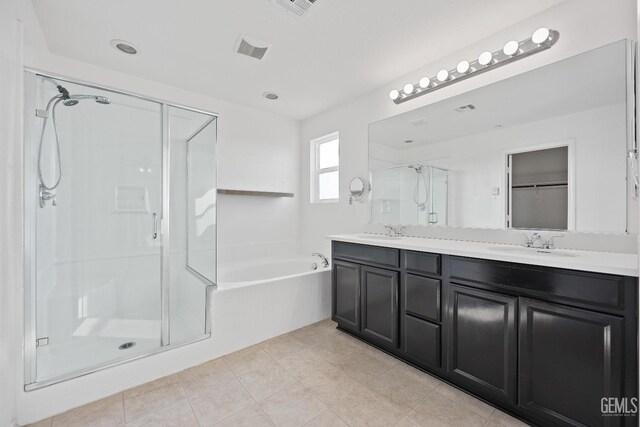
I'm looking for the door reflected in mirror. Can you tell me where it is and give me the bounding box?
[508,145,570,230]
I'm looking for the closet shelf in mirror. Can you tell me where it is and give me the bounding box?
[217,189,294,197]
[511,181,568,189]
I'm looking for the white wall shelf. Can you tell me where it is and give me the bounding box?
[217,189,294,198]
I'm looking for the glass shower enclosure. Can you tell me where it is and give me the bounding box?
[370,164,448,226]
[23,72,217,389]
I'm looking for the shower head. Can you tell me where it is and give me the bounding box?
[408,164,424,173]
[62,95,111,106]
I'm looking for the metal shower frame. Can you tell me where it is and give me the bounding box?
[23,69,218,391]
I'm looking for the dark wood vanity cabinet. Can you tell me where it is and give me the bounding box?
[332,260,361,334]
[331,243,400,351]
[401,273,442,369]
[519,298,625,427]
[331,240,638,427]
[360,266,399,349]
[447,284,517,405]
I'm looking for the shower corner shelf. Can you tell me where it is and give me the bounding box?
[217,189,294,198]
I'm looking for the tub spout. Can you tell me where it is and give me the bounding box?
[312,253,329,268]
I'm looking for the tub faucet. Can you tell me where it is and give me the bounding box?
[312,253,329,268]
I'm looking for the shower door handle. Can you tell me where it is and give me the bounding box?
[152,213,158,240]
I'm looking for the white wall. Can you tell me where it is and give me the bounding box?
[299,0,638,253]
[0,1,22,425]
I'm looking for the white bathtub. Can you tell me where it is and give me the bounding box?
[211,254,331,352]
[217,255,330,288]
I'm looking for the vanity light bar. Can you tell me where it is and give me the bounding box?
[389,27,560,104]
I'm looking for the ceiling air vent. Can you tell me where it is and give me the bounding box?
[454,104,476,113]
[271,0,317,17]
[235,34,271,60]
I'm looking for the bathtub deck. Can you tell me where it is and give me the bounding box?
[26,319,525,427]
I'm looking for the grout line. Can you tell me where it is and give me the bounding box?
[198,357,262,426]
[177,374,202,427]
[256,405,277,427]
[118,393,126,424]
[431,388,493,422]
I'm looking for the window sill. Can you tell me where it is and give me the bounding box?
[311,199,339,204]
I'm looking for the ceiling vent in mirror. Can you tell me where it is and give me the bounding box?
[235,35,271,60]
[409,118,428,126]
[271,0,317,17]
[454,104,476,113]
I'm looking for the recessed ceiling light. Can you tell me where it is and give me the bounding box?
[263,92,279,100]
[110,39,138,55]
[404,140,413,144]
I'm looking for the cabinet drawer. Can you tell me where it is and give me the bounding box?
[403,315,441,368]
[404,274,440,322]
[403,251,441,276]
[332,241,399,269]
[450,256,625,312]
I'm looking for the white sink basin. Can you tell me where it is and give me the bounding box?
[487,246,577,258]
[356,234,402,241]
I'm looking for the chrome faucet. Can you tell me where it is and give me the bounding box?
[384,225,405,237]
[542,235,564,249]
[312,253,329,268]
[521,232,564,249]
[39,185,57,208]
[529,233,544,249]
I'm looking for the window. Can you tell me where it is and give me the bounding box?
[310,132,339,203]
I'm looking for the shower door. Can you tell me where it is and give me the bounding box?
[27,75,164,382]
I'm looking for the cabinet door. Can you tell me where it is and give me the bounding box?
[519,298,624,427]
[332,260,360,333]
[360,265,399,349]
[447,284,517,405]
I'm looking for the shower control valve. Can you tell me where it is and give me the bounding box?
[38,185,57,208]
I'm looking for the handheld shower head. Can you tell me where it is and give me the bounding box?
[62,95,111,106]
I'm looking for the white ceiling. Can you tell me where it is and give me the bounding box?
[31,0,564,120]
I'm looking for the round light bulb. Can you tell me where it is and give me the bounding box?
[436,69,449,82]
[478,51,493,66]
[531,27,551,44]
[403,83,414,95]
[389,89,400,101]
[456,60,470,74]
[419,77,430,89]
[503,40,519,56]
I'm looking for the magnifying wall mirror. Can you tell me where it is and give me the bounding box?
[349,177,367,204]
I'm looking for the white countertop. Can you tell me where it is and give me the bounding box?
[328,233,639,277]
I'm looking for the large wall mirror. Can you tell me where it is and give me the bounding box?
[369,40,635,233]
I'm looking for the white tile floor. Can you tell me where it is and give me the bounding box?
[26,319,530,426]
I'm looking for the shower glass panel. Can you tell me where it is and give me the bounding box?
[30,76,163,382]
[370,164,448,226]
[168,106,217,343]
[25,73,218,388]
